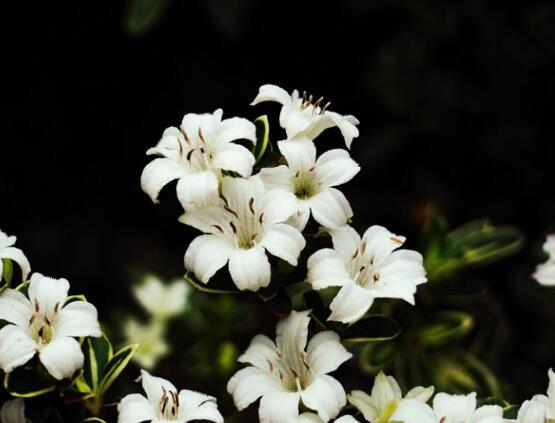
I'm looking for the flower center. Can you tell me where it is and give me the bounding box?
[222,197,264,250]
[266,349,314,392]
[159,387,180,420]
[28,300,59,346]
[349,242,381,288]
[293,168,320,200]
[179,126,214,172]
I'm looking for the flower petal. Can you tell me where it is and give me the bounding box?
[0,247,31,282]
[146,127,184,161]
[179,203,230,235]
[258,165,295,193]
[328,282,374,323]
[516,399,547,423]
[184,235,232,284]
[301,375,346,422]
[433,392,476,423]
[308,188,352,229]
[329,225,362,260]
[28,273,70,316]
[228,246,271,291]
[306,331,352,375]
[277,139,316,174]
[56,301,101,338]
[547,368,554,403]
[117,393,157,423]
[370,371,402,411]
[215,117,257,146]
[212,143,255,177]
[141,369,177,405]
[471,404,504,423]
[0,325,36,373]
[314,149,360,188]
[259,190,299,225]
[0,398,26,423]
[307,249,352,290]
[181,110,223,143]
[335,416,360,423]
[140,157,185,204]
[0,289,33,327]
[361,226,406,267]
[178,390,223,423]
[348,390,378,423]
[405,385,435,402]
[251,84,292,107]
[222,176,266,220]
[39,336,84,380]
[238,334,279,371]
[227,366,283,410]
[260,223,305,266]
[390,399,436,423]
[176,171,220,211]
[259,391,301,423]
[533,261,555,286]
[275,310,311,357]
[287,201,311,231]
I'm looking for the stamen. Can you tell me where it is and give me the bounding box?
[294,171,300,178]
[229,221,237,234]
[211,224,224,233]
[313,96,324,109]
[224,205,239,218]
[258,212,265,224]
[361,240,367,254]
[308,166,315,172]
[43,316,51,326]
[34,300,40,313]
[267,359,274,373]
[200,147,205,155]
[29,315,35,325]
[321,101,331,114]
[171,391,179,415]
[248,197,255,214]
[351,248,359,260]
[54,302,60,313]
[390,237,403,244]
[180,128,191,144]
[198,127,206,143]
[373,272,380,282]
[186,149,195,162]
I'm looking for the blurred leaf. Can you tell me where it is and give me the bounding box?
[3,364,56,398]
[343,315,402,343]
[285,282,312,309]
[217,341,238,376]
[124,0,170,36]
[252,115,270,164]
[1,258,13,293]
[418,311,473,346]
[360,341,396,374]
[184,272,240,295]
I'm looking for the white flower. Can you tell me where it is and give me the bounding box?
[0,230,31,283]
[181,176,306,291]
[118,370,223,423]
[227,310,352,423]
[0,273,101,380]
[307,225,427,323]
[526,368,555,421]
[1,399,26,423]
[390,392,504,423]
[259,138,360,230]
[141,109,257,211]
[124,318,169,370]
[251,84,360,148]
[134,275,189,319]
[292,413,360,423]
[347,371,434,423]
[533,235,555,286]
[508,399,548,423]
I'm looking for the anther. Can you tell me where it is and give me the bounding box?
[248,197,255,214]
[198,127,206,143]
[258,212,265,224]
[211,224,224,233]
[229,221,237,234]
[321,101,331,114]
[390,237,403,244]
[186,149,195,162]
[224,205,239,218]
[373,272,380,282]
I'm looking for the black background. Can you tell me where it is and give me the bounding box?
[1,0,555,404]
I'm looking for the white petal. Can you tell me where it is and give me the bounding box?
[0,398,26,423]
[227,366,283,410]
[134,276,189,318]
[238,334,279,370]
[0,247,31,282]
[260,190,299,225]
[348,391,378,422]
[547,368,555,402]
[334,416,360,423]
[0,289,33,327]
[278,139,316,174]
[471,404,504,423]
[301,375,346,422]
[179,203,230,235]
[516,399,547,423]
[56,301,101,338]
[178,390,223,423]
[308,188,352,229]
[307,249,352,290]
[286,201,311,231]
[0,325,36,373]
[306,331,352,375]
[405,385,435,402]
[28,273,70,316]
[329,225,362,260]
[328,282,374,323]
[258,165,295,192]
[314,149,360,188]
[39,336,84,380]
[146,127,184,161]
[176,171,220,211]
[222,176,266,219]
[0,231,16,248]
[229,246,271,291]
[251,84,292,106]
[117,393,156,423]
[141,369,177,405]
[533,261,555,286]
[212,143,255,177]
[361,226,406,267]
[184,235,232,283]
[328,112,360,149]
[390,398,436,423]
[296,413,324,423]
[260,224,305,266]
[140,157,185,203]
[181,110,223,143]
[543,235,555,257]
[433,392,476,423]
[370,371,402,411]
[259,391,301,423]
[276,310,311,356]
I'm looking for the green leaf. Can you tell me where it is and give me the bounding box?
[184,272,240,295]
[359,341,396,374]
[418,311,473,346]
[83,335,113,391]
[343,315,402,343]
[64,294,87,306]
[1,259,14,293]
[97,343,139,398]
[3,365,56,398]
[252,115,270,164]
[124,0,170,36]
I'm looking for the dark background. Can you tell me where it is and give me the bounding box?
[1,0,555,408]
